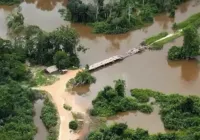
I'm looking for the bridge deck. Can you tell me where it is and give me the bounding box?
[88,46,147,71]
[89,55,123,71]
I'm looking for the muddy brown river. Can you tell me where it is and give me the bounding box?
[0,0,200,138]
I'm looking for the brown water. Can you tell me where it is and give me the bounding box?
[0,0,200,137]
[33,99,48,140]
[107,106,166,134]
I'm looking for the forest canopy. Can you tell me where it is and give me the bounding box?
[7,8,82,69]
[61,0,188,34]
[0,82,37,140]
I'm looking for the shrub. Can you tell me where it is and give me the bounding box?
[138,104,153,114]
[41,97,58,140]
[66,70,96,88]
[131,90,149,103]
[69,120,78,130]
[168,46,182,60]
[63,104,72,111]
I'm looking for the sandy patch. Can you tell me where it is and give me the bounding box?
[38,70,85,140]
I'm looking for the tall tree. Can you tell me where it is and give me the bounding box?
[182,26,200,59]
[114,79,125,97]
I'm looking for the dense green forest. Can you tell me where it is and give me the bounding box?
[87,123,200,140]
[61,0,188,34]
[0,82,37,140]
[7,8,82,69]
[0,0,20,5]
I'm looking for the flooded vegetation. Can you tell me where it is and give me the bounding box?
[1,0,200,139]
[107,106,166,134]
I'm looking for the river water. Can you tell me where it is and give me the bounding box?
[1,0,200,138]
[33,99,48,140]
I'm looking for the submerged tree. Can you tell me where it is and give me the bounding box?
[66,70,96,88]
[114,79,125,97]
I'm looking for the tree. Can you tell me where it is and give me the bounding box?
[69,120,78,130]
[180,97,194,113]
[168,26,200,60]
[7,7,24,35]
[114,79,125,97]
[66,70,96,87]
[53,51,70,70]
[182,26,200,59]
[168,46,182,60]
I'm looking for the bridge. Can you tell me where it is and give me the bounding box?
[88,46,147,71]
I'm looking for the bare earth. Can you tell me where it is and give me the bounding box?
[38,70,84,140]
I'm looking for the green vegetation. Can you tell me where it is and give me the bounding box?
[90,80,153,117]
[146,12,200,50]
[0,82,37,140]
[168,46,183,60]
[149,31,182,50]
[69,120,78,130]
[66,70,96,88]
[0,38,32,84]
[53,51,70,70]
[61,0,187,34]
[144,32,168,45]
[31,67,58,86]
[63,104,72,111]
[7,8,82,69]
[0,0,21,5]
[173,12,200,30]
[168,26,200,60]
[131,88,200,130]
[41,97,58,140]
[87,123,200,140]
[87,88,200,140]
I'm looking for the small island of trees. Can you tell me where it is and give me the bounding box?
[90,80,153,117]
[66,70,96,88]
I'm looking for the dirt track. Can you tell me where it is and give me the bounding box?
[39,70,84,140]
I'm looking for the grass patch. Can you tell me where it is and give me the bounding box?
[173,12,200,30]
[31,67,59,86]
[149,31,183,50]
[144,32,168,45]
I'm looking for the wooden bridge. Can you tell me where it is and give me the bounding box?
[88,46,147,71]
